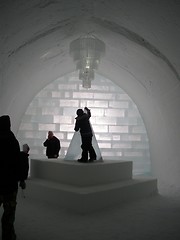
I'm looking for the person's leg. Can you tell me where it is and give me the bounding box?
[79,135,88,162]
[87,135,97,161]
[2,191,17,240]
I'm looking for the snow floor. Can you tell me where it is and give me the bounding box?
[1,190,180,240]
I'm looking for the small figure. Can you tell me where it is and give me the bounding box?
[74,107,97,162]
[19,144,30,190]
[43,131,61,158]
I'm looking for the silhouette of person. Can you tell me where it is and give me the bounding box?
[0,115,21,240]
[74,107,96,162]
[19,144,30,190]
[43,131,61,158]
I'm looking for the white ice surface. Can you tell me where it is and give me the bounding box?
[1,191,179,240]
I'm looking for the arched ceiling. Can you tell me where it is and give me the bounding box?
[0,0,179,74]
[0,0,180,194]
[0,0,179,119]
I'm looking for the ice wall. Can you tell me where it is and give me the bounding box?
[17,72,151,175]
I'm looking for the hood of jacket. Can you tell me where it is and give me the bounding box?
[0,115,11,131]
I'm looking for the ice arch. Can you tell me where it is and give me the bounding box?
[0,3,179,194]
[17,72,150,175]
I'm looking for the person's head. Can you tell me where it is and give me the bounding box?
[0,115,11,131]
[48,131,54,139]
[22,144,30,153]
[76,109,84,117]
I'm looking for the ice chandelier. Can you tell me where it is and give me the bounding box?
[70,34,105,88]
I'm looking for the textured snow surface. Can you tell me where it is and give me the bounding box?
[1,192,179,240]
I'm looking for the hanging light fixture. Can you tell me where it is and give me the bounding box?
[70,34,105,88]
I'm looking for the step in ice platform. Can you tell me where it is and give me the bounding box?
[30,159,133,186]
[27,176,157,213]
[28,159,158,213]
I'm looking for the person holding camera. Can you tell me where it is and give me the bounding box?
[74,107,96,163]
[43,131,61,159]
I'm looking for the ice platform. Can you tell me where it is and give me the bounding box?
[27,159,158,213]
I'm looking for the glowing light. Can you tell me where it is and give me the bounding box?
[70,34,105,88]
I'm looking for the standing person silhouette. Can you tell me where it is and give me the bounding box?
[0,115,21,240]
[74,107,96,163]
[19,144,30,190]
[43,131,61,158]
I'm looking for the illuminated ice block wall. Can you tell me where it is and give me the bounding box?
[17,72,150,175]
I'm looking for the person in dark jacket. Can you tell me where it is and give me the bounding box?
[43,131,61,158]
[0,115,20,240]
[74,107,96,162]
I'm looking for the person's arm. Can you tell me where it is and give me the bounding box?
[55,138,61,156]
[74,120,80,131]
[18,152,29,190]
[43,139,48,146]
[57,139,61,151]
[84,107,91,118]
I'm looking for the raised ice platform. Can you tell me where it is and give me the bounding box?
[30,159,132,186]
[28,159,158,213]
